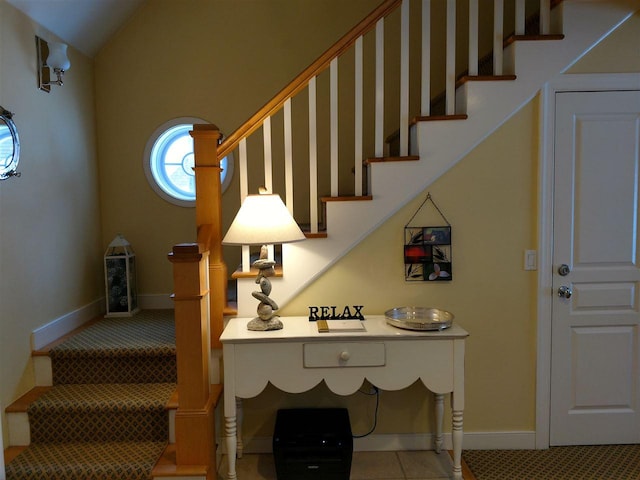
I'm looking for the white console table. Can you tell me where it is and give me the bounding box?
[220,315,468,479]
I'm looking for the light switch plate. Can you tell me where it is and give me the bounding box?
[524,250,537,271]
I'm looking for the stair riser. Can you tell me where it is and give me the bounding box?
[7,408,177,447]
[33,357,52,387]
[7,412,29,446]
[29,410,169,443]
[51,355,176,384]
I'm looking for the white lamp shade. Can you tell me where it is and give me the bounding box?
[46,42,71,71]
[223,194,306,246]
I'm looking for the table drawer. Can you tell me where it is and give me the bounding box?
[304,342,386,368]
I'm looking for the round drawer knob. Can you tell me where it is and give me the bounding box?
[340,351,350,361]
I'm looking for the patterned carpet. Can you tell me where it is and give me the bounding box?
[5,310,177,480]
[463,445,640,480]
[6,442,168,480]
[49,310,176,384]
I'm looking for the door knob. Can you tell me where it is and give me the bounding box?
[558,286,572,299]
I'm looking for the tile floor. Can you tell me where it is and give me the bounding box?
[219,450,455,479]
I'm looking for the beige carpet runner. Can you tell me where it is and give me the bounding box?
[5,310,176,480]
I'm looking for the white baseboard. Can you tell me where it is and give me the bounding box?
[30,296,175,351]
[226,431,537,454]
[31,299,105,351]
[462,431,536,450]
[138,293,174,310]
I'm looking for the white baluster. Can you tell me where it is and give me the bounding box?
[262,116,274,260]
[493,0,504,76]
[355,36,363,196]
[263,116,273,193]
[308,77,318,234]
[515,0,526,36]
[400,0,410,155]
[421,0,431,115]
[284,98,294,214]
[375,19,384,157]
[540,0,550,35]
[468,0,479,76]
[239,138,250,272]
[445,0,456,115]
[330,58,339,197]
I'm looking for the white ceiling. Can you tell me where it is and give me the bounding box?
[6,0,145,57]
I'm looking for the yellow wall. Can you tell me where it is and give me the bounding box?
[94,0,526,296]
[249,11,640,440]
[270,97,540,437]
[568,10,640,73]
[0,0,103,444]
[94,0,381,297]
[1,0,637,451]
[234,95,540,441]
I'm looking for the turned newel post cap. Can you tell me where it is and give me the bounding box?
[189,124,221,140]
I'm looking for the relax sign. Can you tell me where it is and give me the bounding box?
[308,305,364,321]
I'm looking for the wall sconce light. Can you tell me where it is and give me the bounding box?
[36,36,71,93]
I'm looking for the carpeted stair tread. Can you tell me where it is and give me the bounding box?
[49,310,176,358]
[29,383,176,411]
[28,383,176,443]
[5,441,167,480]
[49,310,176,384]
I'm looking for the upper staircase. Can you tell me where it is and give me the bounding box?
[221,0,640,317]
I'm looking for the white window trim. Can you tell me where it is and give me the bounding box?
[143,117,234,207]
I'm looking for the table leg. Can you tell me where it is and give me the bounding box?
[225,413,237,480]
[236,397,244,458]
[451,408,464,480]
[434,393,444,454]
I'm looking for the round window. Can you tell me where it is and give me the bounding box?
[0,107,20,180]
[144,118,233,207]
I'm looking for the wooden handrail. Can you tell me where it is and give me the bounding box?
[217,0,402,160]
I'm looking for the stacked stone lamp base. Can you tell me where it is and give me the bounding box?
[247,247,282,331]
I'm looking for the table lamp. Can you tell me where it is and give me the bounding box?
[223,191,306,330]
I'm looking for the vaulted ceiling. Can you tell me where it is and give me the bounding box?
[6,0,145,57]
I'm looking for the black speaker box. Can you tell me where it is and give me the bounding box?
[273,408,353,480]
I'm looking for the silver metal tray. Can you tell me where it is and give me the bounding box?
[385,307,453,331]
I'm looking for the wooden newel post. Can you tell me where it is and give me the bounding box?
[190,124,227,349]
[168,243,219,478]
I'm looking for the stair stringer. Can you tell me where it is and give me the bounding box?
[235,0,639,317]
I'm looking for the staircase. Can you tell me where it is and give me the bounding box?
[3,311,181,480]
[222,0,640,318]
[3,1,639,478]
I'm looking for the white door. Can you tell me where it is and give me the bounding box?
[550,90,640,446]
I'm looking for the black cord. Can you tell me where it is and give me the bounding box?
[352,386,380,438]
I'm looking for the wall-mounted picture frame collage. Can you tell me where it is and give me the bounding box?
[404,194,452,282]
